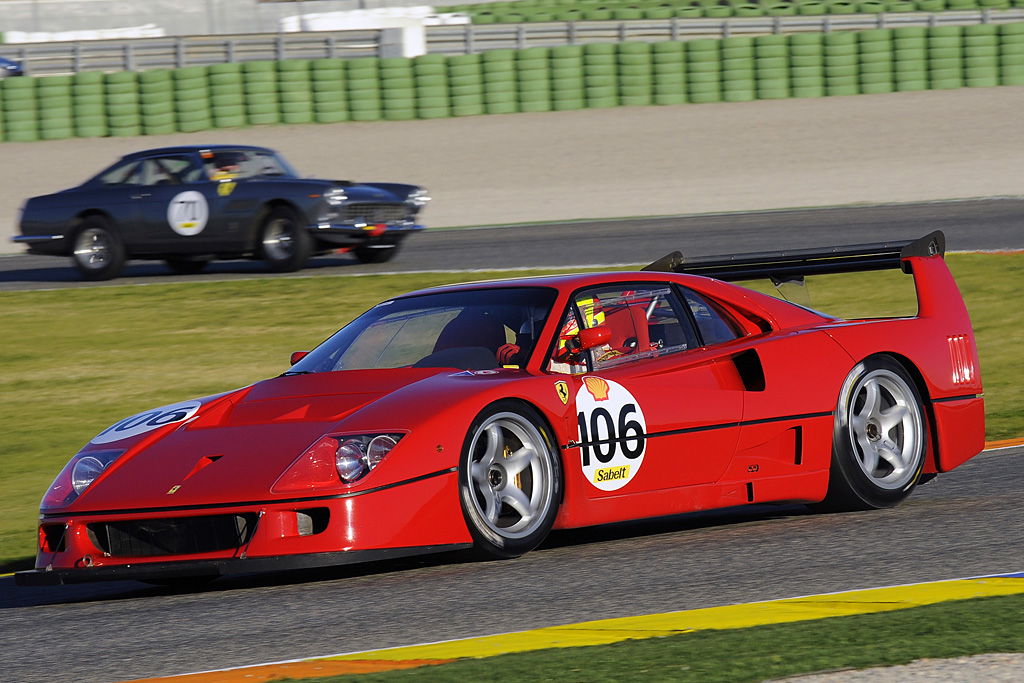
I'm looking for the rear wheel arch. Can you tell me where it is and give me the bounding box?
[821,352,930,511]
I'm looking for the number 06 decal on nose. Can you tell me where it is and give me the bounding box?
[576,376,647,491]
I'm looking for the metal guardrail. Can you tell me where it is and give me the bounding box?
[0,30,385,76]
[3,10,1023,76]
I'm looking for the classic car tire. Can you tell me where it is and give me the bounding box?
[259,207,312,272]
[459,401,562,559]
[72,219,126,281]
[353,244,399,264]
[821,355,927,511]
[164,258,210,275]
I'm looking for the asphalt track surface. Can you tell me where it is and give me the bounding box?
[3,446,1022,683]
[2,197,1024,291]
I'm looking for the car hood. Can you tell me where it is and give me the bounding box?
[71,368,449,512]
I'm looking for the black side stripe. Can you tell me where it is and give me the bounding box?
[44,466,460,520]
[563,411,833,450]
[931,393,981,404]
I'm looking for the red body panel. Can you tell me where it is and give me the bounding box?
[24,251,984,583]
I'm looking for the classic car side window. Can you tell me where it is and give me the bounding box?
[98,161,142,186]
[548,285,698,373]
[138,156,202,186]
[682,289,744,346]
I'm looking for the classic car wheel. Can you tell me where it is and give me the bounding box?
[822,356,927,511]
[72,219,126,281]
[259,207,311,272]
[354,244,399,264]
[459,402,561,559]
[165,258,210,275]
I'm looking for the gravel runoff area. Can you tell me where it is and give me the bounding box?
[772,653,1024,682]
[2,85,1024,256]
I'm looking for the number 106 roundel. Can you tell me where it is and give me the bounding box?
[17,232,985,586]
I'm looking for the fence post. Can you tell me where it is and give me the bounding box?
[177,39,186,68]
[723,21,730,39]
[569,20,577,46]
[671,17,679,41]
[125,43,134,71]
[466,22,474,54]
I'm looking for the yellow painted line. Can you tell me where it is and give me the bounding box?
[326,576,1024,663]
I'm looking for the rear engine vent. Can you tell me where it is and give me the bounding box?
[947,335,976,386]
[87,513,258,557]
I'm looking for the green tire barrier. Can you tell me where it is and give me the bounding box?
[452,0,1018,22]
[5,23,1024,141]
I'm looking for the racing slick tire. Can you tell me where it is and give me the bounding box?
[353,243,399,264]
[821,355,927,511]
[459,401,562,559]
[164,258,210,275]
[72,218,126,281]
[259,207,312,273]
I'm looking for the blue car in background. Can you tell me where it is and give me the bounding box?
[13,145,429,280]
[0,55,23,78]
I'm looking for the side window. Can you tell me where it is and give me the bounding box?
[548,285,698,373]
[98,161,141,186]
[138,156,203,186]
[683,289,744,346]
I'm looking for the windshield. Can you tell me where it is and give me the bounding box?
[290,287,559,373]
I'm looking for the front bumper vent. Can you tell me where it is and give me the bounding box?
[87,513,258,557]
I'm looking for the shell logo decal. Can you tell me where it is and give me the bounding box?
[575,377,647,491]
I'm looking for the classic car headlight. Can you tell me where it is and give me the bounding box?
[325,187,348,206]
[272,433,404,493]
[41,449,125,509]
[408,189,430,208]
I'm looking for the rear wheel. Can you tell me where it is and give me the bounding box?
[459,401,561,559]
[164,258,210,275]
[354,243,399,264]
[259,207,311,272]
[72,218,125,280]
[821,355,927,511]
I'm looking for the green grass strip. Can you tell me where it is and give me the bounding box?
[257,592,1024,682]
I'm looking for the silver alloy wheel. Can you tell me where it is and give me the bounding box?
[261,217,296,262]
[844,368,924,490]
[74,227,113,270]
[466,412,556,541]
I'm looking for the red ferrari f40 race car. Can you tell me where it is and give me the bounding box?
[17,231,984,586]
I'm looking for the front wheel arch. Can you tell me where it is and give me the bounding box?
[458,399,564,559]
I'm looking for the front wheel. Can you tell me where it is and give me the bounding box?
[459,401,561,559]
[259,207,311,272]
[72,219,126,281]
[821,355,927,511]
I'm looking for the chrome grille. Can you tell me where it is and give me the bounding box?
[337,203,410,224]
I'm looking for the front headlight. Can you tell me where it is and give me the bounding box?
[408,189,430,208]
[272,432,405,493]
[325,187,348,206]
[41,449,125,509]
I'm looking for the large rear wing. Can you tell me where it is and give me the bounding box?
[642,231,945,281]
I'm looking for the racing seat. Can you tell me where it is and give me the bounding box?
[603,304,650,355]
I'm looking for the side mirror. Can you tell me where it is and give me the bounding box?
[290,351,309,365]
[576,326,611,351]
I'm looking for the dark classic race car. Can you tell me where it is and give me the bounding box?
[16,232,985,586]
[13,145,429,280]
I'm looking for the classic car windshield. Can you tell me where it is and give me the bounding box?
[289,287,559,373]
